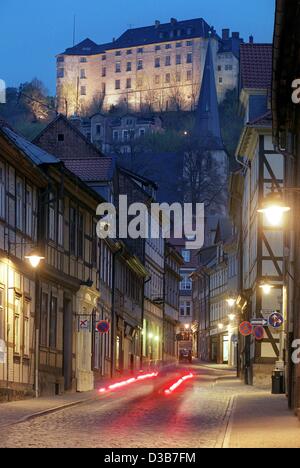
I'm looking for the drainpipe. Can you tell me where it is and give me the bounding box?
[110,242,123,379]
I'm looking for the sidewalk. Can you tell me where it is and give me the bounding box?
[219,379,300,448]
[0,390,100,428]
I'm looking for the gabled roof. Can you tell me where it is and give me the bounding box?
[33,113,105,159]
[194,41,224,150]
[61,18,215,56]
[0,124,59,166]
[240,43,273,90]
[63,157,115,182]
[60,38,112,56]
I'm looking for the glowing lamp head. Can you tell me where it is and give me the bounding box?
[218,323,224,330]
[184,324,190,330]
[226,298,236,308]
[154,336,159,342]
[148,333,153,340]
[25,250,45,268]
[258,193,290,227]
[259,281,274,295]
[228,314,236,321]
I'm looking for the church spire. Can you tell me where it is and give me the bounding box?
[194,40,224,150]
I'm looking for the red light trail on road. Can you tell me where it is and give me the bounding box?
[98,372,159,394]
[164,373,194,396]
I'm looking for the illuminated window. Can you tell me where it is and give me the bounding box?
[24,302,30,357]
[181,249,191,262]
[14,297,21,355]
[0,287,4,342]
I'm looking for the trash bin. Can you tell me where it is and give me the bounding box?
[272,370,285,395]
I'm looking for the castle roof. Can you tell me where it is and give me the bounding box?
[60,18,216,56]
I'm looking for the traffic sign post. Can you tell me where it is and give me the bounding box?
[269,312,284,329]
[96,321,110,334]
[239,321,253,337]
[250,318,269,327]
[253,326,265,341]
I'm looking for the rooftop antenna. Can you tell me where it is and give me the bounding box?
[73,15,76,46]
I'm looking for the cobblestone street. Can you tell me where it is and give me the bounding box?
[1,365,299,449]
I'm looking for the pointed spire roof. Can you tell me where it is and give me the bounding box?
[194,40,224,150]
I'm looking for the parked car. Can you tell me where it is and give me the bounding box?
[179,349,192,363]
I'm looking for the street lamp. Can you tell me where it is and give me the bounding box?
[259,280,274,295]
[257,192,290,227]
[25,249,45,268]
[228,314,236,321]
[218,323,224,330]
[226,297,237,308]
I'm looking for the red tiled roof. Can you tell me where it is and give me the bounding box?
[240,44,273,90]
[63,157,114,182]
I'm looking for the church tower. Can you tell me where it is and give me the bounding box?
[184,39,229,217]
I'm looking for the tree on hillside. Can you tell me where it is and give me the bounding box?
[19,79,51,121]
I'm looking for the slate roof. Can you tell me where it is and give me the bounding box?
[61,18,215,56]
[62,157,115,182]
[0,124,60,166]
[240,44,273,90]
[194,41,224,150]
[248,110,272,128]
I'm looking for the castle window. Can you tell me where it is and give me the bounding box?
[138,48,144,54]
[57,68,64,78]
[115,62,121,73]
[219,77,223,83]
[186,40,193,46]
[115,80,121,90]
[176,42,182,48]
[115,51,121,56]
[80,57,87,63]
[102,55,106,61]
[165,73,171,84]
[176,55,181,65]
[126,62,132,72]
[80,69,86,79]
[218,65,222,71]
[80,86,86,95]
[102,67,106,77]
[165,44,172,50]
[187,53,193,64]
[126,78,132,89]
[165,56,171,66]
[137,60,143,70]
[57,56,64,63]
[155,57,161,68]
[154,75,160,85]
[127,50,132,55]
[155,45,161,52]
[187,70,192,81]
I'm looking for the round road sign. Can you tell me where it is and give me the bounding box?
[239,321,253,337]
[253,326,265,341]
[96,321,110,334]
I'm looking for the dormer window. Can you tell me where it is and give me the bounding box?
[80,57,87,63]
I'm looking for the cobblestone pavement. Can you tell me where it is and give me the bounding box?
[0,366,233,448]
[0,365,299,448]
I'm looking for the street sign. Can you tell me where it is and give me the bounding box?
[269,312,284,329]
[239,321,253,337]
[79,319,90,330]
[253,326,265,341]
[96,321,110,334]
[250,318,269,327]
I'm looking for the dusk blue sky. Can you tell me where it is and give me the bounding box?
[0,0,275,94]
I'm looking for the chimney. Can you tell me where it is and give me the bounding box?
[112,37,116,42]
[170,18,177,25]
[222,29,230,41]
[232,32,240,39]
[249,35,254,44]
[155,20,160,28]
